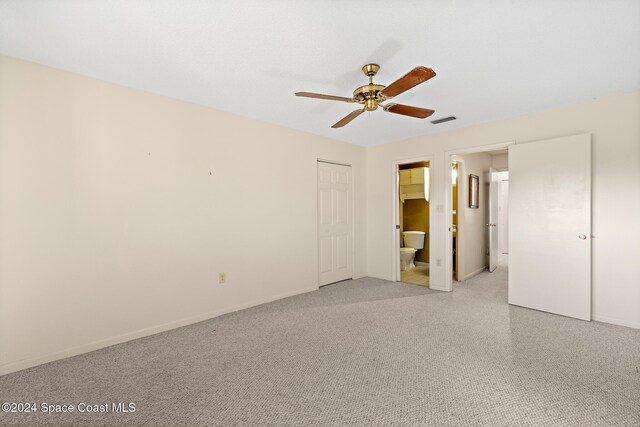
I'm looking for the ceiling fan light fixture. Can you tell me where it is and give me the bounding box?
[295,64,436,128]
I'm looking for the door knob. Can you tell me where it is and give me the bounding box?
[578,234,587,240]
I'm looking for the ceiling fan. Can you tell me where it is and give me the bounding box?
[295,64,436,128]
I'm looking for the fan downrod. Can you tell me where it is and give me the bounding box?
[354,64,385,110]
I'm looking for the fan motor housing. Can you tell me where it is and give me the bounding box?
[353,84,386,108]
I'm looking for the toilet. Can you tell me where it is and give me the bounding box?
[400,231,426,271]
[400,248,417,271]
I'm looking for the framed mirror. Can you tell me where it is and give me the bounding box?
[469,174,479,209]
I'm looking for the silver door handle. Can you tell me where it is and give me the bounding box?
[485,224,497,227]
[578,234,587,240]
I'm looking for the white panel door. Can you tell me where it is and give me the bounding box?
[488,179,499,272]
[509,134,591,320]
[318,161,352,286]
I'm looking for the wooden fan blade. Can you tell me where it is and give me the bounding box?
[385,103,434,119]
[380,67,436,98]
[332,108,365,128]
[295,92,354,103]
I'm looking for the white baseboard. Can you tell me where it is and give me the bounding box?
[414,261,430,267]
[461,267,487,282]
[0,285,318,377]
[367,274,394,281]
[593,315,640,330]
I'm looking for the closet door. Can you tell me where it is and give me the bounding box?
[318,161,353,286]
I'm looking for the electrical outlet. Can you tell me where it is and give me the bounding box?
[218,273,226,284]
[436,258,442,267]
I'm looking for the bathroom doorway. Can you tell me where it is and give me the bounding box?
[396,160,431,287]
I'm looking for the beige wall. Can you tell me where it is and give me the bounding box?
[402,199,430,262]
[455,152,492,279]
[491,153,508,169]
[0,56,367,374]
[366,90,640,329]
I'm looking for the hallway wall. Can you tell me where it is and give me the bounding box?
[455,152,492,280]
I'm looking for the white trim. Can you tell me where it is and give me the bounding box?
[366,274,394,281]
[429,283,448,292]
[414,261,430,267]
[453,158,466,282]
[444,140,515,292]
[461,266,487,282]
[316,158,352,167]
[0,286,318,377]
[593,315,640,330]
[391,155,434,283]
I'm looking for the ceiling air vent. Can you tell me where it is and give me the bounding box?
[430,116,457,124]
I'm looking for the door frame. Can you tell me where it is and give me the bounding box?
[391,155,434,282]
[451,156,466,281]
[443,141,514,292]
[487,169,499,273]
[317,159,355,287]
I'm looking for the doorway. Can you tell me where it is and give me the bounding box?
[445,143,512,289]
[396,160,431,287]
[491,169,509,264]
[451,161,459,281]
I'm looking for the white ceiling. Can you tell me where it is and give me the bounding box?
[1,1,639,147]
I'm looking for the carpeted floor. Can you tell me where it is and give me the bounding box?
[1,262,639,426]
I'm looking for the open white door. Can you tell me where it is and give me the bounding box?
[487,179,499,272]
[509,134,591,320]
[318,161,353,286]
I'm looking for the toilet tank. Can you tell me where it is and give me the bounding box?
[403,231,425,249]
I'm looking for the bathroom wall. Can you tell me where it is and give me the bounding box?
[399,162,430,263]
[366,90,640,329]
[0,55,367,375]
[402,199,430,262]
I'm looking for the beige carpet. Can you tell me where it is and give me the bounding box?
[1,263,639,426]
